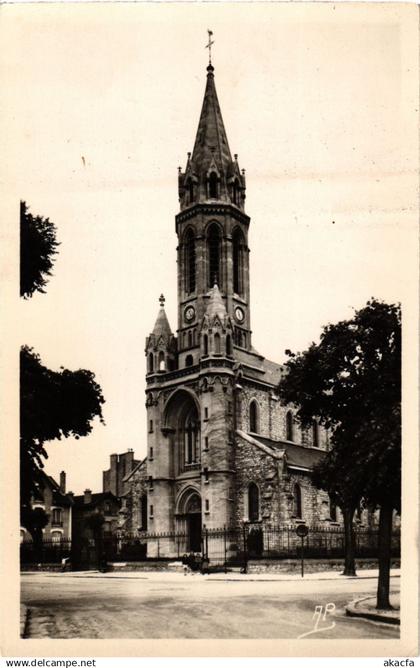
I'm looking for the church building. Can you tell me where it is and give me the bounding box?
[121,61,351,556]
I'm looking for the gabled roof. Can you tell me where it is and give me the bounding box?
[122,457,147,483]
[34,470,73,506]
[234,349,284,387]
[236,430,325,472]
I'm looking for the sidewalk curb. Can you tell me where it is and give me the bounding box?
[22,570,400,583]
[346,596,400,626]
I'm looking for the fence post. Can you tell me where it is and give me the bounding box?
[157,537,160,559]
[242,522,248,574]
[201,525,206,558]
[223,525,227,571]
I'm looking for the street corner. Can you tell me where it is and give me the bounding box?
[346,593,400,625]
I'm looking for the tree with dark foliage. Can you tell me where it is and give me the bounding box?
[20,202,106,547]
[20,506,49,559]
[277,300,401,608]
[20,346,105,534]
[20,200,59,298]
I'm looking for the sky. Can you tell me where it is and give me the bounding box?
[1,3,417,495]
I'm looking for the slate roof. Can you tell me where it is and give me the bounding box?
[191,64,232,177]
[235,349,284,388]
[236,431,325,471]
[33,471,73,506]
[151,306,173,340]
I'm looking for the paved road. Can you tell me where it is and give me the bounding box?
[21,572,400,639]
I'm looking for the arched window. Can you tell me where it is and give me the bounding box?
[207,224,221,287]
[203,334,208,356]
[286,411,294,441]
[249,400,259,433]
[232,228,244,295]
[248,483,259,522]
[226,334,232,356]
[209,172,218,199]
[236,329,243,347]
[188,331,192,348]
[184,229,196,293]
[185,354,193,367]
[148,353,154,374]
[293,484,302,519]
[214,332,221,354]
[184,411,199,464]
[312,420,319,448]
[158,351,165,372]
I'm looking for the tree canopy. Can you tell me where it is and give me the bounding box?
[278,299,401,591]
[20,200,59,298]
[278,298,401,512]
[20,346,105,508]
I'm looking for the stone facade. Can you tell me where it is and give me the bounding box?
[120,62,375,557]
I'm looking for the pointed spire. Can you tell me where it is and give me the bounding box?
[206,282,227,321]
[190,64,232,178]
[178,54,246,211]
[151,294,172,339]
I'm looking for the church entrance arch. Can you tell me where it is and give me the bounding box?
[176,488,202,553]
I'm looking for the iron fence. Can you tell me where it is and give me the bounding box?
[123,524,401,567]
[20,539,72,564]
[20,525,400,569]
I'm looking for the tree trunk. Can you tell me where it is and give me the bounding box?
[342,506,356,576]
[376,503,393,609]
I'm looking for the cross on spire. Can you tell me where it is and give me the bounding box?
[159,294,165,308]
[205,29,214,64]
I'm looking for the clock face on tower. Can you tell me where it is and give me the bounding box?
[234,306,245,323]
[184,306,196,323]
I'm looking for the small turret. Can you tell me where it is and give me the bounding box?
[146,295,177,373]
[200,283,233,357]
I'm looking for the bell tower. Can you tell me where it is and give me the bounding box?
[176,63,252,369]
[144,54,258,542]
